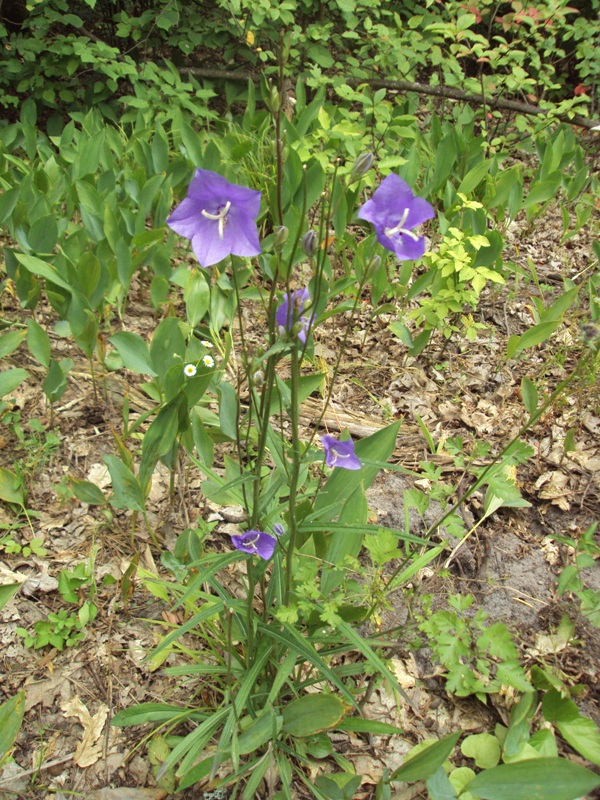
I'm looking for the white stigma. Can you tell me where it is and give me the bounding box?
[201,200,231,240]
[384,207,420,242]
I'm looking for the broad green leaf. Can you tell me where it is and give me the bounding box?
[461,733,501,769]
[15,253,73,292]
[237,709,282,754]
[103,455,146,512]
[390,733,461,782]
[458,160,491,194]
[0,330,27,359]
[427,766,459,800]
[0,368,28,398]
[0,187,20,224]
[465,757,600,800]
[523,178,561,209]
[542,690,600,766]
[313,420,401,520]
[110,332,157,376]
[521,377,538,419]
[321,481,367,594]
[0,468,25,506]
[0,583,20,611]
[27,319,51,367]
[42,359,69,404]
[68,478,107,506]
[150,317,186,382]
[282,694,349,738]
[507,321,558,358]
[0,692,25,760]
[218,381,238,440]
[28,214,59,254]
[185,271,210,327]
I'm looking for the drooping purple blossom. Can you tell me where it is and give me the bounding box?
[358,174,434,261]
[321,435,362,471]
[167,169,262,268]
[231,530,277,560]
[272,523,285,538]
[276,289,315,344]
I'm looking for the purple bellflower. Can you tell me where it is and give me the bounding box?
[276,289,315,344]
[358,174,434,261]
[167,169,261,268]
[231,530,277,560]
[322,435,362,471]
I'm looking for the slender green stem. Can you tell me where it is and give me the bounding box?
[284,345,303,605]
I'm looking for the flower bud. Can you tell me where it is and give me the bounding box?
[252,369,265,387]
[273,225,288,251]
[273,523,285,537]
[350,152,374,181]
[269,85,281,113]
[301,229,318,258]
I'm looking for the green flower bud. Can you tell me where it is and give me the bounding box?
[350,152,374,180]
[273,225,289,251]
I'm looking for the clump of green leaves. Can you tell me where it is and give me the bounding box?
[418,594,532,700]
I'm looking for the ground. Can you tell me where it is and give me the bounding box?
[0,147,599,799]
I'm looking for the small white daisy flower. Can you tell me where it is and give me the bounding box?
[201,340,214,348]
[202,354,215,368]
[184,363,197,377]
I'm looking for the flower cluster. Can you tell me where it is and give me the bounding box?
[276,289,315,344]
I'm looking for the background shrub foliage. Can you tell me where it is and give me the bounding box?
[0,0,598,121]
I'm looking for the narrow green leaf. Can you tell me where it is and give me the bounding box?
[103,455,146,512]
[111,702,205,727]
[390,733,461,782]
[338,717,404,735]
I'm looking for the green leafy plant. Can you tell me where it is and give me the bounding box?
[418,594,533,700]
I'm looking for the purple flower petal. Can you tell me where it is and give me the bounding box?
[321,435,362,471]
[231,530,277,560]
[167,168,262,268]
[358,174,434,262]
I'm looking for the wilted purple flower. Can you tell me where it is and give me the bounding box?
[358,174,434,261]
[321,435,362,471]
[276,289,315,344]
[167,169,261,268]
[231,530,277,560]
